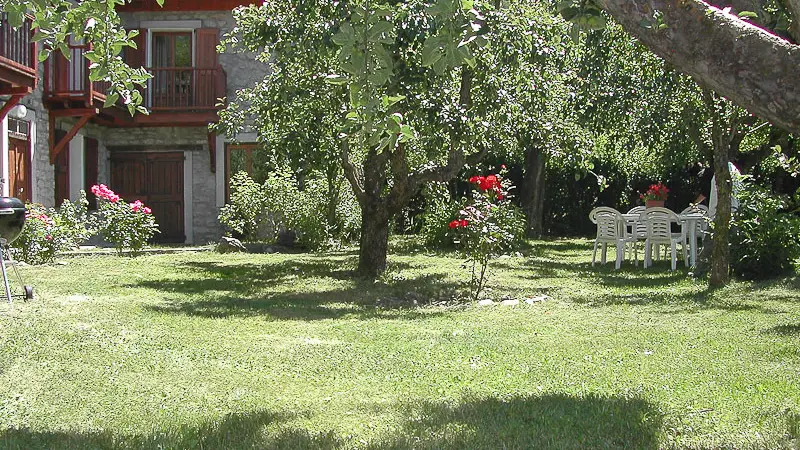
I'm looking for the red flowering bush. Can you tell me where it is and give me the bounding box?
[92,184,159,255]
[11,192,94,264]
[449,169,526,300]
[639,182,669,202]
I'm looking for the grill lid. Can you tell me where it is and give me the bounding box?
[0,197,25,211]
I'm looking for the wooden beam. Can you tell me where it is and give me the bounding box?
[48,108,99,117]
[0,95,24,121]
[50,113,94,164]
[207,132,217,173]
[0,86,31,96]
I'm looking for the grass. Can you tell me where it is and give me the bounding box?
[0,238,798,449]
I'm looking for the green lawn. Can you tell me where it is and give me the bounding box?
[0,238,798,449]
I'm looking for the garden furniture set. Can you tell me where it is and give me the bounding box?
[589,205,708,270]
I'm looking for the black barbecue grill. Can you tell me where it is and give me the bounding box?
[0,197,33,303]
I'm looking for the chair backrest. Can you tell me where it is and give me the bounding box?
[680,204,709,232]
[628,206,647,236]
[641,207,680,240]
[589,207,624,240]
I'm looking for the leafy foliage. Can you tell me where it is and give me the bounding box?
[92,185,159,256]
[218,171,268,241]
[451,172,526,299]
[730,182,800,279]
[2,0,157,114]
[220,170,361,250]
[11,193,94,265]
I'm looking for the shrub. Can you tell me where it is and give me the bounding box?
[220,169,361,250]
[730,182,800,279]
[419,182,464,249]
[450,171,526,299]
[10,192,95,265]
[92,184,159,256]
[218,171,268,241]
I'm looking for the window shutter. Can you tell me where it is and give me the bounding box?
[195,28,220,108]
[126,29,146,68]
[196,28,219,68]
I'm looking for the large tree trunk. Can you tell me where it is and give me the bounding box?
[521,145,547,238]
[707,92,734,287]
[596,0,800,134]
[710,146,732,287]
[357,199,390,278]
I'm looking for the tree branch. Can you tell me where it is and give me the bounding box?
[340,139,366,206]
[596,0,800,133]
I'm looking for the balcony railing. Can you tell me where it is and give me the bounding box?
[0,12,37,85]
[148,67,226,111]
[45,43,226,112]
[44,43,109,103]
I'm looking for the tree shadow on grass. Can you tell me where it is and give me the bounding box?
[764,323,800,336]
[0,409,342,450]
[137,259,465,321]
[368,393,664,450]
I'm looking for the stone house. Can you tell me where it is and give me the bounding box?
[0,0,267,244]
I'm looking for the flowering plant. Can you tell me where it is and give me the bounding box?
[639,182,669,202]
[91,184,158,255]
[10,192,94,264]
[449,168,526,300]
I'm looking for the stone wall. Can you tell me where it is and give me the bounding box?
[19,61,53,207]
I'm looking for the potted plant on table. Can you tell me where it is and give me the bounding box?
[640,182,669,208]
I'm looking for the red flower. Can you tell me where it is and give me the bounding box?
[448,220,460,229]
[459,219,468,228]
[497,194,504,200]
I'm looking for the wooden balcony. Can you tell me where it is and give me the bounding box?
[44,43,227,127]
[0,12,37,94]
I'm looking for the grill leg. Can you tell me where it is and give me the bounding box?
[0,249,12,303]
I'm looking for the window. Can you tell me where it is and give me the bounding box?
[151,32,193,108]
[7,118,29,139]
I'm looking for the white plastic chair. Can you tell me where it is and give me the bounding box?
[641,207,687,271]
[626,206,647,266]
[680,204,709,254]
[589,207,633,270]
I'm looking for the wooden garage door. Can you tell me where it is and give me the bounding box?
[8,137,31,203]
[110,152,185,243]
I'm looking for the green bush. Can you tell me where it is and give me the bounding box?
[11,192,95,265]
[730,182,800,279]
[220,169,361,250]
[419,182,464,249]
[92,184,160,256]
[218,171,268,241]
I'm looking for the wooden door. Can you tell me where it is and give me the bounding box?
[146,152,184,243]
[110,152,185,243]
[8,137,30,202]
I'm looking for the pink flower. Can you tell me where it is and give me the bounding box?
[143,207,152,214]
[45,235,53,241]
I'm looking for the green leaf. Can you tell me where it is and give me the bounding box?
[738,11,758,19]
[104,92,120,108]
[421,40,443,67]
[332,23,355,46]
[325,74,349,85]
[368,21,393,42]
